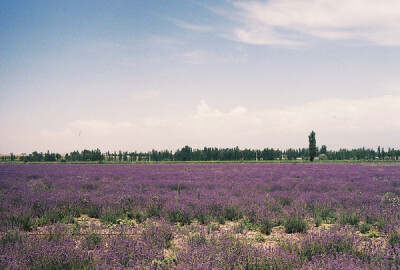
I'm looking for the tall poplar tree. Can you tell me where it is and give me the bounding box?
[308,131,317,162]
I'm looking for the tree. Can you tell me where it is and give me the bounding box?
[320,145,327,155]
[308,131,317,162]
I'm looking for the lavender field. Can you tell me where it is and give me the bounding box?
[1,163,400,269]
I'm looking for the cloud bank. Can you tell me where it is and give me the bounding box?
[20,94,400,153]
[231,0,400,46]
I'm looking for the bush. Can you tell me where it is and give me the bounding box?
[196,212,210,225]
[100,208,124,224]
[167,210,191,225]
[10,215,34,231]
[358,223,371,234]
[312,206,336,223]
[146,204,162,218]
[223,205,242,221]
[258,218,274,235]
[239,218,258,231]
[315,216,323,227]
[255,233,266,242]
[388,230,400,246]
[84,233,102,250]
[284,216,307,234]
[0,230,22,246]
[340,212,360,226]
[87,205,100,218]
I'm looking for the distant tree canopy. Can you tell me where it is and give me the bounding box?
[3,145,400,163]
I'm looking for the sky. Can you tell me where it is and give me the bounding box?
[1,0,400,154]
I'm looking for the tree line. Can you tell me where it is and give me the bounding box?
[2,145,400,162]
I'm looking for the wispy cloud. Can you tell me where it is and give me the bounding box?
[230,0,400,46]
[169,18,214,32]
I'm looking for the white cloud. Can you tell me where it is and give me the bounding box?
[158,95,400,149]
[231,0,400,46]
[28,95,400,152]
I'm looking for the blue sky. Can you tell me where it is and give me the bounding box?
[1,0,400,153]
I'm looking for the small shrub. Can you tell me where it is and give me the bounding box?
[71,223,80,236]
[374,216,387,230]
[258,219,273,235]
[38,209,69,226]
[276,196,293,206]
[254,233,266,243]
[284,216,307,234]
[146,204,162,218]
[217,215,226,225]
[358,223,371,234]
[207,223,220,232]
[85,233,102,250]
[340,212,360,226]
[87,205,100,218]
[367,230,380,238]
[312,206,336,223]
[388,230,400,246]
[135,211,145,223]
[100,209,124,224]
[196,212,210,225]
[315,216,323,227]
[223,205,242,221]
[0,230,23,246]
[10,215,34,231]
[240,218,258,231]
[167,210,191,225]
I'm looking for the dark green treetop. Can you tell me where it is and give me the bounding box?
[308,131,317,162]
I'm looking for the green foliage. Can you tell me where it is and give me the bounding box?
[367,230,380,238]
[134,211,146,223]
[100,208,124,224]
[223,205,242,221]
[239,218,258,231]
[167,210,191,225]
[207,223,220,232]
[10,215,34,231]
[254,233,266,243]
[340,212,360,226]
[358,223,371,234]
[308,130,317,162]
[196,212,210,225]
[284,216,308,234]
[388,230,400,246]
[217,215,226,225]
[318,154,328,160]
[85,233,102,250]
[146,204,162,218]
[315,216,323,227]
[258,218,274,235]
[87,205,100,218]
[0,230,23,246]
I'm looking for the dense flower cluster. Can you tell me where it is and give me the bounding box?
[0,163,399,269]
